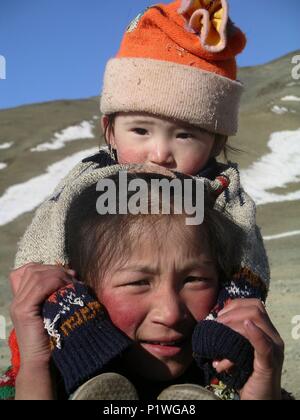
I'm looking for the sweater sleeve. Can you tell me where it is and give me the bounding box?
[214,163,270,296]
[0,368,16,400]
[14,152,103,269]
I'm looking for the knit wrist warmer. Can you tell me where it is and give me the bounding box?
[194,271,267,390]
[42,282,132,395]
[192,320,254,390]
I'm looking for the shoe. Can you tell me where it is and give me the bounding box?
[70,372,139,400]
[157,384,219,400]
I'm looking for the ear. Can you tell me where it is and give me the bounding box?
[101,115,116,147]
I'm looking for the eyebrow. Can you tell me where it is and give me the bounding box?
[118,265,158,274]
[179,124,208,134]
[124,119,155,126]
[180,260,215,271]
[124,119,206,134]
[118,260,215,275]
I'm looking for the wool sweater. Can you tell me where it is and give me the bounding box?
[13,148,270,295]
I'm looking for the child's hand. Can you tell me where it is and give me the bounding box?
[216,299,284,400]
[10,262,75,370]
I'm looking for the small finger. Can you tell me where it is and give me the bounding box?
[217,307,280,344]
[17,265,75,296]
[243,320,275,369]
[9,263,41,295]
[15,271,73,304]
[213,359,235,374]
[218,299,266,317]
[65,269,76,276]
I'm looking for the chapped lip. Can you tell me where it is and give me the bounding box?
[139,337,187,346]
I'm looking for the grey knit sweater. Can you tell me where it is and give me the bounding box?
[14,150,270,295]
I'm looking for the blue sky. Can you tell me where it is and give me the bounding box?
[0,0,299,110]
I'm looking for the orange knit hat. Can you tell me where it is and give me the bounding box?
[100,0,247,136]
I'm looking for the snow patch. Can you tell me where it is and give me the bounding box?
[0,148,98,226]
[31,121,95,152]
[264,230,300,241]
[281,96,300,102]
[0,142,13,150]
[0,163,7,170]
[271,105,288,115]
[241,128,300,205]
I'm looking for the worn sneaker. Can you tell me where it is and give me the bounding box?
[157,384,219,400]
[70,373,139,400]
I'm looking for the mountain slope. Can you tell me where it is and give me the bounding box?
[0,50,299,398]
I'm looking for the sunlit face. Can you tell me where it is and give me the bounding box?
[97,218,219,382]
[103,113,219,176]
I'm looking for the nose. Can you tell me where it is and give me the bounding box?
[151,286,187,328]
[149,138,175,167]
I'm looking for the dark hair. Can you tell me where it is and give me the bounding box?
[65,172,244,291]
[103,113,116,147]
[215,134,242,162]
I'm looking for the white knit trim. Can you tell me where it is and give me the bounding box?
[100,58,244,136]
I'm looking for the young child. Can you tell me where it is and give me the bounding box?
[0,0,276,398]
[3,166,285,400]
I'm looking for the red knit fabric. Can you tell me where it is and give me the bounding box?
[0,331,21,399]
[117,0,246,80]
[9,329,21,377]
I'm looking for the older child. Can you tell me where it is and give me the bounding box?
[3,166,284,400]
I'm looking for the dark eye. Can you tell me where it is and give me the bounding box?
[132,128,148,135]
[185,276,208,284]
[177,132,194,139]
[128,279,150,287]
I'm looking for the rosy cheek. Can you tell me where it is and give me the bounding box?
[117,147,146,165]
[176,147,209,175]
[182,160,203,175]
[179,158,205,176]
[99,292,143,339]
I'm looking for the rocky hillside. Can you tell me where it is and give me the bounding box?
[0,50,299,398]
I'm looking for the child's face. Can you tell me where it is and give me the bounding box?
[97,219,219,382]
[103,113,219,176]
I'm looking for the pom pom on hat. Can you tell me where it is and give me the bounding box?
[179,0,231,53]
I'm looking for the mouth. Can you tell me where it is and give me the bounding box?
[141,340,185,346]
[139,338,188,357]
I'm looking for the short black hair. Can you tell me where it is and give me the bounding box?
[65,172,244,290]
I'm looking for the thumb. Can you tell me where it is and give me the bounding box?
[213,359,235,374]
